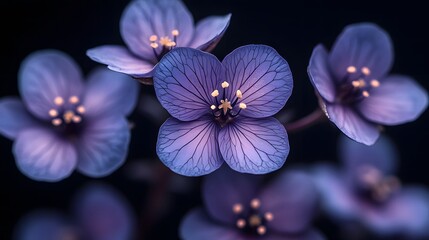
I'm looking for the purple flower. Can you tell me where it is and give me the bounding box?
[87,0,231,79]
[153,45,293,176]
[313,135,429,238]
[13,182,136,240]
[0,50,139,181]
[180,167,324,240]
[308,22,428,145]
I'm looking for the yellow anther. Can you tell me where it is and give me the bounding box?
[347,66,357,73]
[72,115,82,123]
[232,203,243,214]
[370,79,380,88]
[362,90,370,98]
[239,103,247,109]
[166,41,176,47]
[52,118,62,126]
[69,96,79,104]
[250,198,260,209]
[159,37,172,46]
[352,80,360,88]
[63,111,75,124]
[150,42,159,49]
[76,106,86,114]
[236,219,246,229]
[221,81,229,88]
[257,226,267,235]
[361,67,371,76]
[149,35,158,42]
[211,90,219,97]
[49,109,58,117]
[54,96,64,106]
[172,29,179,36]
[210,105,216,110]
[264,212,274,221]
[236,90,243,99]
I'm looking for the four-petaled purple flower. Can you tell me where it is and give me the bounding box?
[312,135,429,238]
[180,167,324,240]
[153,45,293,176]
[0,50,139,181]
[308,22,428,145]
[87,0,231,80]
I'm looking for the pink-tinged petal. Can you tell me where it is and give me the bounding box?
[19,50,84,120]
[76,116,130,177]
[154,48,223,121]
[13,127,77,182]
[219,117,289,174]
[86,45,155,78]
[222,45,293,118]
[83,68,139,117]
[357,75,428,125]
[308,44,336,103]
[156,116,223,176]
[120,0,194,61]
[329,23,393,81]
[325,103,379,145]
[0,97,39,139]
[190,14,232,52]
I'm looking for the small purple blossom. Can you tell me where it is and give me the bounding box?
[308,22,428,145]
[0,50,139,181]
[313,135,429,238]
[86,0,231,79]
[180,167,324,240]
[153,45,293,176]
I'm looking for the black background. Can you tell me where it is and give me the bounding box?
[1,0,428,239]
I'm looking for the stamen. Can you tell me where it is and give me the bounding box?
[150,43,159,49]
[211,90,219,97]
[362,90,370,97]
[361,67,371,76]
[239,103,247,109]
[221,81,229,88]
[159,37,172,46]
[232,203,243,214]
[54,96,64,106]
[250,198,261,209]
[264,212,274,221]
[347,66,357,73]
[69,96,79,104]
[172,29,179,36]
[166,41,176,47]
[257,226,267,235]
[63,111,75,124]
[352,80,360,88]
[236,90,243,99]
[52,118,62,126]
[236,219,246,229]
[210,105,216,110]
[149,35,158,42]
[370,79,380,88]
[76,106,86,114]
[49,109,58,117]
[72,115,82,123]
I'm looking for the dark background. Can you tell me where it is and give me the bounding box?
[1,0,428,239]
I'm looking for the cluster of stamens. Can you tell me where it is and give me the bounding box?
[232,198,274,236]
[149,29,179,60]
[338,66,381,103]
[210,81,247,123]
[48,96,85,127]
[357,165,401,203]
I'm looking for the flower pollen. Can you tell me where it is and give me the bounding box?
[357,165,401,203]
[49,95,86,127]
[148,29,180,61]
[210,82,247,125]
[231,198,273,236]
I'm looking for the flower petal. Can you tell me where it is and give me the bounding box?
[156,116,223,176]
[154,48,223,121]
[0,97,39,139]
[120,0,194,61]
[357,75,428,125]
[83,67,139,117]
[189,14,232,52]
[19,50,84,120]
[76,116,130,177]
[308,44,336,103]
[325,103,379,145]
[329,23,393,81]
[86,45,155,78]
[222,45,293,118]
[219,117,289,174]
[13,127,77,182]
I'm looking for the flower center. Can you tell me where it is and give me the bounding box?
[49,96,86,128]
[232,198,274,236]
[337,66,381,104]
[149,29,179,61]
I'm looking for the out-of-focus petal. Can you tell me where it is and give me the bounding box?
[86,45,155,78]
[83,68,139,117]
[308,44,336,103]
[0,97,39,139]
[154,48,223,121]
[222,45,293,118]
[219,117,289,174]
[19,50,84,120]
[13,127,77,182]
[328,23,393,81]
[190,14,232,52]
[156,117,223,176]
[357,75,428,125]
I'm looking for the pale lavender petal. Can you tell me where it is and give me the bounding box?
[83,67,139,117]
[0,97,39,139]
[72,183,135,240]
[19,50,84,120]
[76,116,130,177]
[308,44,336,103]
[13,128,77,182]
[219,117,289,174]
[222,45,293,118]
[120,0,194,61]
[86,45,155,78]
[329,23,393,81]
[325,103,379,145]
[357,75,428,125]
[189,14,232,52]
[154,48,223,121]
[156,116,223,176]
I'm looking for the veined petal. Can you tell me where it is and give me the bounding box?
[19,50,84,120]
[0,97,39,139]
[156,116,223,176]
[86,45,155,78]
[222,45,293,118]
[154,48,223,121]
[83,67,139,117]
[120,0,194,61]
[76,116,130,177]
[219,117,289,174]
[329,23,393,81]
[357,75,428,125]
[308,44,336,103]
[13,127,77,182]
[190,14,232,52]
[325,103,379,145]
